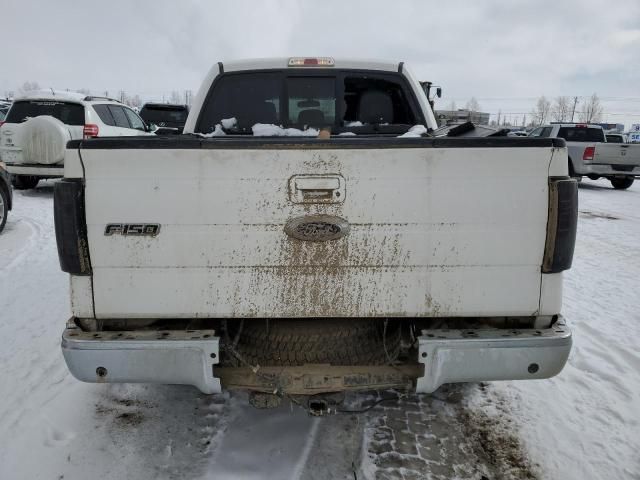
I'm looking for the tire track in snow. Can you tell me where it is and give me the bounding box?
[292,417,321,480]
[360,385,538,480]
[0,184,71,441]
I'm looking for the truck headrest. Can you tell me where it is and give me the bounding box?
[358,91,393,124]
[297,109,325,128]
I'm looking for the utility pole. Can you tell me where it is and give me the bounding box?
[570,96,579,122]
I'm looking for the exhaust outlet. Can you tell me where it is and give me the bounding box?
[308,398,330,416]
[306,392,345,416]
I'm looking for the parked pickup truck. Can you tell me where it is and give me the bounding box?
[55,58,576,406]
[530,123,640,189]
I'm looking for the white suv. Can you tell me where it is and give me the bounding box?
[0,91,152,189]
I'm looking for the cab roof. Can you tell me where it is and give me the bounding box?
[220,57,403,73]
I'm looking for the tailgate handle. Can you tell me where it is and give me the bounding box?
[296,177,340,191]
[289,175,345,203]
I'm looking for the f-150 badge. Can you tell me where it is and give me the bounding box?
[105,223,161,236]
[284,215,349,242]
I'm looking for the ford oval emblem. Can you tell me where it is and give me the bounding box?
[284,215,350,242]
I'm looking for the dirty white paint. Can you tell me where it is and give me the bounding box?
[73,145,560,319]
[69,275,94,318]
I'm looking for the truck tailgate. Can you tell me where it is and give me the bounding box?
[77,138,559,319]
[593,143,640,167]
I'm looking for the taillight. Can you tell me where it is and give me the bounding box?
[543,178,578,273]
[83,124,99,139]
[54,179,92,275]
[582,146,595,161]
[0,121,5,127]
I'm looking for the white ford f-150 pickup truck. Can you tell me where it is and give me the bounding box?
[55,58,576,405]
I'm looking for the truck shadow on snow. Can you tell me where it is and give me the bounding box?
[578,182,613,191]
[579,210,620,220]
[93,384,230,479]
[16,183,55,198]
[578,180,637,193]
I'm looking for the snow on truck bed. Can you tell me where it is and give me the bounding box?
[0,179,639,479]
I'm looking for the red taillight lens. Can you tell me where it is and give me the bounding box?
[0,121,5,128]
[543,179,578,273]
[582,146,595,161]
[83,124,99,139]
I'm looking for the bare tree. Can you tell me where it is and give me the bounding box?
[552,96,571,122]
[184,90,193,106]
[170,90,182,104]
[19,81,40,94]
[447,100,456,112]
[130,94,142,108]
[570,96,579,122]
[531,96,551,126]
[579,93,603,123]
[466,97,481,112]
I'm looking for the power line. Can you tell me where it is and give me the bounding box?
[446,96,640,102]
[479,111,640,117]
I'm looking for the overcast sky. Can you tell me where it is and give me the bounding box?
[3,0,640,127]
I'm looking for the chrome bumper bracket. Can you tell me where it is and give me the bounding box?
[416,317,571,393]
[62,325,221,394]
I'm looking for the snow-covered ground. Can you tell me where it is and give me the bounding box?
[0,179,638,479]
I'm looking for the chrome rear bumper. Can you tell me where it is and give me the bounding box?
[576,163,640,177]
[6,163,64,177]
[61,317,570,395]
[416,316,571,393]
[61,323,221,394]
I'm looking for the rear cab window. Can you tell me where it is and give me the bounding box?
[198,73,281,132]
[5,100,85,125]
[195,69,423,135]
[139,105,189,125]
[287,77,335,128]
[557,126,605,142]
[605,134,624,143]
[342,75,417,130]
